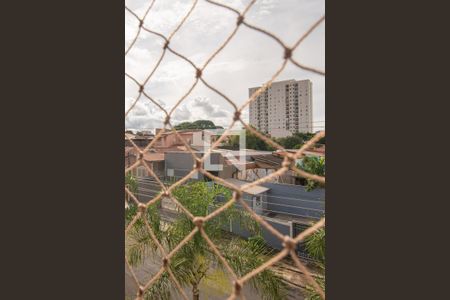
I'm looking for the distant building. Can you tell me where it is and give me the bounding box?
[249,79,313,138]
[153,129,199,149]
[124,133,153,148]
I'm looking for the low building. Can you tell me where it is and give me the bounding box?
[125,147,165,178]
[164,150,226,180]
[125,133,153,148]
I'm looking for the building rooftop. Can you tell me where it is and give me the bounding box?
[142,152,165,162]
[274,147,325,158]
[252,154,284,169]
[124,147,165,162]
[223,178,270,195]
[213,149,273,157]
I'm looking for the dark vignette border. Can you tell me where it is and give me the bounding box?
[1,0,448,299]
[327,0,448,299]
[1,0,124,299]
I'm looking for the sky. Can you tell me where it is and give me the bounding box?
[125,0,325,132]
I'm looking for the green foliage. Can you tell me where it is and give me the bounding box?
[125,202,137,225]
[297,156,325,191]
[125,173,138,193]
[126,181,285,300]
[174,120,223,130]
[126,199,162,266]
[275,132,311,149]
[305,228,325,264]
[317,136,325,145]
[125,173,138,223]
[224,128,275,151]
[125,172,162,265]
[305,223,325,300]
[223,130,323,151]
[305,277,325,300]
[222,235,286,300]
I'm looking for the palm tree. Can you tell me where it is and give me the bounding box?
[126,181,286,300]
[304,226,325,300]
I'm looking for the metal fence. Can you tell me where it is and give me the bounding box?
[125,0,325,299]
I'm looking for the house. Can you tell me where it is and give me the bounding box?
[125,132,153,148]
[164,150,226,180]
[125,131,325,258]
[152,129,200,149]
[222,178,270,215]
[125,147,165,178]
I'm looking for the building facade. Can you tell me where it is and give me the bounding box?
[249,79,313,138]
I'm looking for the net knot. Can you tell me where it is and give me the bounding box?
[282,159,293,168]
[283,236,296,250]
[162,257,169,268]
[138,203,147,213]
[164,115,170,125]
[138,286,145,296]
[236,15,244,26]
[193,217,204,228]
[233,190,242,200]
[138,152,144,160]
[284,47,293,59]
[233,111,241,121]
[195,68,202,78]
[234,280,242,294]
[194,160,202,170]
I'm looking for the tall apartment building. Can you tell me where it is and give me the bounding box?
[249,79,313,138]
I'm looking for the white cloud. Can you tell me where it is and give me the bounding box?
[192,97,229,118]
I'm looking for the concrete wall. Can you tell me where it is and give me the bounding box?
[261,219,292,250]
[135,178,161,203]
[132,179,321,255]
[228,214,291,251]
[153,132,194,148]
[261,182,325,219]
[192,131,204,147]
[164,151,223,180]
[218,162,234,179]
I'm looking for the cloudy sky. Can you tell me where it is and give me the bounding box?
[125,0,325,131]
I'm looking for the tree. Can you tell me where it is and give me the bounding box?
[125,173,138,213]
[297,156,325,191]
[317,136,325,145]
[174,121,195,130]
[125,173,138,192]
[274,132,319,149]
[304,226,325,300]
[223,128,275,151]
[275,135,304,149]
[223,130,322,151]
[305,227,325,264]
[126,181,286,300]
[174,120,223,130]
[297,154,325,299]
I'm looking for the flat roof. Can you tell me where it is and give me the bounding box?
[223,178,270,195]
[213,149,273,157]
[124,147,165,162]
